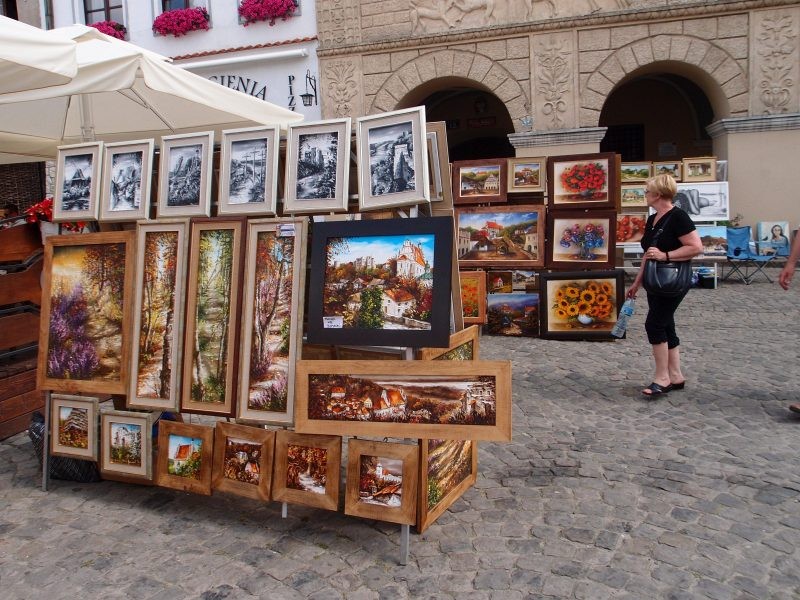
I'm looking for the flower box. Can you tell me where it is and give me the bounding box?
[152,7,210,37]
[238,0,298,26]
[88,20,127,40]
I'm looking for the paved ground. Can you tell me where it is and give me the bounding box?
[2,278,800,599]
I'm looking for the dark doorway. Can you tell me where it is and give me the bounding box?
[1,1,19,19]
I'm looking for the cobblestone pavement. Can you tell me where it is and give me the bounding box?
[2,280,800,599]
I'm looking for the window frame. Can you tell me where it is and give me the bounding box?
[83,0,124,25]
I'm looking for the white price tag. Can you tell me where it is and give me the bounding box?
[323,316,343,329]
[278,224,295,237]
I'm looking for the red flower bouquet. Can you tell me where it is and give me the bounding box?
[152,7,210,37]
[25,198,85,232]
[88,20,127,40]
[239,0,297,26]
[560,162,607,196]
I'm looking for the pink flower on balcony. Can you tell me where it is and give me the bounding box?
[88,20,127,40]
[152,7,210,37]
[238,0,297,26]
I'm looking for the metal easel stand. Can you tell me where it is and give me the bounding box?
[397,346,414,565]
[42,390,51,492]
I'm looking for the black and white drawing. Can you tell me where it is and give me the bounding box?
[228,138,268,205]
[100,140,153,222]
[54,142,103,222]
[368,121,416,196]
[296,131,338,200]
[674,182,730,222]
[218,127,278,216]
[109,151,143,211]
[157,132,213,218]
[60,153,93,212]
[167,144,203,207]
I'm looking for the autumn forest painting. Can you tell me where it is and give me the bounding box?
[426,439,473,510]
[286,444,328,495]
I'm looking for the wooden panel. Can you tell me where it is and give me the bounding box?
[0,369,36,402]
[0,311,40,350]
[0,223,41,263]
[0,256,42,306]
[0,411,34,440]
[0,388,44,421]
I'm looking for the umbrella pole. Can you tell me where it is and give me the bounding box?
[78,94,96,141]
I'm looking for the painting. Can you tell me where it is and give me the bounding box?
[696,225,728,257]
[218,126,279,216]
[512,270,538,291]
[99,410,153,482]
[755,221,791,255]
[547,210,616,270]
[653,161,682,181]
[156,420,214,495]
[99,139,154,222]
[272,431,341,511]
[507,157,545,193]
[547,152,617,211]
[426,121,453,207]
[306,216,453,348]
[238,218,307,425]
[616,212,648,247]
[295,360,512,441]
[417,325,480,361]
[180,218,245,417]
[357,107,429,211]
[539,270,624,340]
[211,422,275,501]
[455,205,545,269]
[620,162,652,183]
[38,231,135,394]
[682,156,717,183]
[50,394,99,460]
[54,142,103,222]
[157,131,213,218]
[487,271,513,294]
[459,270,487,325]
[485,292,539,337]
[452,158,507,205]
[283,118,351,214]
[621,185,647,208]
[128,221,188,411]
[417,438,477,533]
[674,182,729,222]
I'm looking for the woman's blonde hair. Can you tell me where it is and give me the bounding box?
[645,174,677,200]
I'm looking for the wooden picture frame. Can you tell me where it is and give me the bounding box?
[295,360,512,441]
[682,156,717,183]
[157,131,214,218]
[180,218,246,417]
[128,220,189,411]
[485,292,540,337]
[218,126,280,216]
[357,107,429,211]
[50,394,99,460]
[156,420,214,496]
[616,212,648,247]
[452,158,507,205]
[621,184,648,208]
[211,421,275,501]
[426,121,453,208]
[620,161,652,183]
[547,152,618,211]
[459,270,487,325]
[653,161,682,181]
[283,118,351,214]
[307,216,453,348]
[39,231,135,394]
[99,139,154,222]
[54,142,103,222]
[272,430,341,511]
[417,438,477,533]
[417,325,480,361]
[99,409,154,481]
[487,271,513,294]
[345,439,418,525]
[539,270,624,340]
[238,218,307,425]
[507,157,546,193]
[455,205,544,269]
[547,210,616,270]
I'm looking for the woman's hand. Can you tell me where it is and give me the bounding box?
[626,281,640,299]
[644,246,666,261]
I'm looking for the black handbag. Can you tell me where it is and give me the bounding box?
[642,211,692,297]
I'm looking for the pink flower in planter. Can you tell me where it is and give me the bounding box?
[152,7,210,37]
[238,0,297,26]
[88,20,127,40]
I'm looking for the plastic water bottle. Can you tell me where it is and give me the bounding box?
[611,298,635,338]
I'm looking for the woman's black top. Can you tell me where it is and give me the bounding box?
[640,206,696,253]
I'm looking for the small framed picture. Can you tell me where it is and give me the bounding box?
[99,410,154,482]
[547,152,617,211]
[452,158,507,205]
[272,431,341,511]
[417,438,477,533]
[621,184,648,208]
[620,162,652,183]
[54,142,103,222]
[212,422,275,501]
[345,439,418,525]
[485,292,539,337]
[50,394,99,460]
[756,221,790,255]
[417,325,480,361]
[507,157,545,193]
[682,157,717,183]
[156,420,214,496]
[653,161,682,181]
[547,210,616,270]
[99,139,154,222]
[218,126,280,216]
[487,271,513,294]
[616,212,648,247]
[426,121,453,207]
[157,131,214,218]
[459,270,487,325]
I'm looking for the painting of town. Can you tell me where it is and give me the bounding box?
[540,271,624,340]
[50,395,99,460]
[58,406,89,449]
[358,454,404,507]
[547,152,617,210]
[108,420,142,467]
[508,157,545,193]
[286,444,327,494]
[418,438,476,532]
[99,410,152,480]
[456,206,544,268]
[486,293,539,337]
[212,422,273,500]
[167,434,203,479]
[488,271,513,294]
[453,158,507,204]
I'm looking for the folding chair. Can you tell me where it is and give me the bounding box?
[722,226,775,284]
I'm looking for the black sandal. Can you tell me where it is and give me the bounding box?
[671,381,686,390]
[642,382,672,396]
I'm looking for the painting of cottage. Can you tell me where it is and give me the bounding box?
[456,207,543,267]
[486,293,539,337]
[358,454,404,507]
[458,165,500,198]
[167,434,203,479]
[109,421,142,467]
[286,444,328,494]
[368,121,416,196]
[222,437,261,485]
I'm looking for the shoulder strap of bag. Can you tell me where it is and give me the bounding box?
[649,209,676,246]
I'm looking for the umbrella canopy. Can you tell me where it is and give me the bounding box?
[0,15,77,94]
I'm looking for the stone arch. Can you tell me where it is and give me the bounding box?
[582,34,748,127]
[370,49,530,131]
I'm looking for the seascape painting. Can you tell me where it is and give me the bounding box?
[222,437,262,486]
[58,406,89,449]
[296,131,339,200]
[486,293,539,337]
[60,153,93,212]
[286,444,328,494]
[358,455,403,507]
[108,420,142,467]
[108,150,143,212]
[368,120,416,196]
[456,207,543,268]
[426,439,473,510]
[167,434,203,479]
[166,144,202,207]
[228,138,268,205]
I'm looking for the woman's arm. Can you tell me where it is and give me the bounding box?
[626,256,647,299]
[670,230,703,260]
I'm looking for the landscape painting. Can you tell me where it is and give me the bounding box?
[50,395,99,460]
[418,438,477,532]
[100,410,153,481]
[157,132,212,218]
[54,142,102,222]
[453,158,507,204]
[620,162,651,183]
[39,232,134,394]
[166,144,202,207]
[156,421,213,494]
[621,185,647,208]
[100,139,153,222]
[508,157,545,193]
[654,161,682,181]
[540,270,624,340]
[459,270,486,325]
[218,126,279,216]
[455,206,544,269]
[696,225,728,257]
[212,422,274,501]
[272,431,341,510]
[547,152,617,210]
[486,292,539,337]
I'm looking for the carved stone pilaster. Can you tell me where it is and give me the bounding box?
[751,8,800,115]
[317,0,362,49]
[530,32,577,131]
[320,58,364,120]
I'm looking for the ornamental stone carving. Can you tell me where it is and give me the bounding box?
[321,59,364,120]
[532,32,576,131]
[317,0,361,48]
[752,8,800,115]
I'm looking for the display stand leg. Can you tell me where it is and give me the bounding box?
[399,524,410,565]
[42,391,51,492]
[282,502,288,519]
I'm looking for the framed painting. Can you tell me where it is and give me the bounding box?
[357,107,429,211]
[283,118,351,214]
[417,438,477,533]
[238,218,307,425]
[180,218,246,417]
[539,270,624,340]
[99,139,154,222]
[54,142,103,222]
[508,157,545,193]
[452,158,507,205]
[455,205,544,269]
[547,152,617,210]
[50,394,99,460]
[682,156,717,183]
[99,410,154,482]
[755,221,791,255]
[156,420,214,496]
[417,325,480,361]
[459,270,487,325]
[485,292,539,337]
[211,421,275,501]
[38,231,135,394]
[616,212,648,247]
[487,271,513,294]
[272,431,341,511]
[306,216,453,348]
[295,360,512,442]
[345,439,418,526]
[426,121,453,208]
[621,184,647,208]
[674,182,729,222]
[218,126,280,216]
[512,270,538,292]
[696,225,728,257]
[157,131,213,218]
[653,161,682,181]
[547,210,616,270]
[128,221,189,411]
[620,162,652,183]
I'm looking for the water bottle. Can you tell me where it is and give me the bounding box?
[611,298,635,338]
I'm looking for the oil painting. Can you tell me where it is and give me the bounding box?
[696,225,728,257]
[156,420,213,495]
[218,126,279,216]
[547,210,616,270]
[417,325,480,361]
[620,162,651,183]
[485,292,539,337]
[621,185,647,208]
[682,156,717,183]
[54,142,103,222]
[50,394,99,460]
[456,206,544,269]
[459,270,487,325]
[212,422,275,501]
[616,212,648,247]
[100,410,153,482]
[653,161,682,181]
[272,431,341,511]
[540,270,624,340]
[508,157,545,193]
[453,158,507,205]
[547,152,617,210]
[417,438,477,533]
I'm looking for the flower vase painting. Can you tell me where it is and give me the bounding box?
[547,153,617,210]
[540,270,624,340]
[547,211,616,270]
[616,212,648,246]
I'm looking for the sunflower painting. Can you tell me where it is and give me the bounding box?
[540,271,624,340]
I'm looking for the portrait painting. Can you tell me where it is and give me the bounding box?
[50,394,99,460]
[756,221,790,255]
[218,126,279,216]
[54,142,103,222]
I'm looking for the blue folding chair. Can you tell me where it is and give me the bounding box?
[723,226,775,284]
